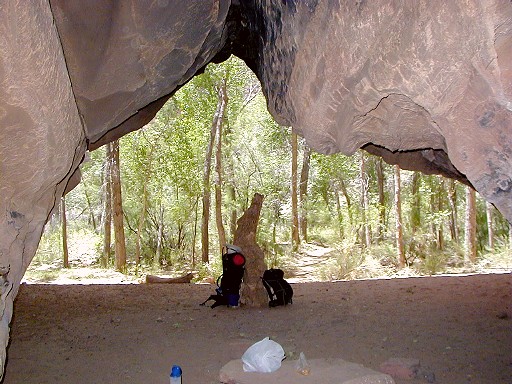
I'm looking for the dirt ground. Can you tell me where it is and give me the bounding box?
[3,273,511,384]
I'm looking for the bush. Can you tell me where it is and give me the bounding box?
[31,219,103,268]
[33,223,62,266]
[418,251,449,275]
[319,237,365,281]
[193,258,222,283]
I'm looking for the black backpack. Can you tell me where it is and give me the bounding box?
[261,268,293,307]
[200,245,246,308]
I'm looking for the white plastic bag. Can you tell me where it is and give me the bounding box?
[241,337,285,373]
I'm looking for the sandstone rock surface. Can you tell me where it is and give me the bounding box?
[220,358,395,384]
[0,0,86,377]
[50,0,231,149]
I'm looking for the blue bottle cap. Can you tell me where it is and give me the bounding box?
[170,365,182,377]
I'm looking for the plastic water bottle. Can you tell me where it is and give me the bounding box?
[170,365,182,384]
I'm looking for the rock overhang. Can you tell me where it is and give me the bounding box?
[223,0,512,219]
[50,1,512,218]
[0,0,511,379]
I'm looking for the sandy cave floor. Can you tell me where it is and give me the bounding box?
[2,273,511,384]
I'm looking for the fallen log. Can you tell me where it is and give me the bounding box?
[145,272,194,284]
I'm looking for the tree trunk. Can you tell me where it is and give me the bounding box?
[486,202,494,249]
[192,196,199,268]
[111,139,127,273]
[339,178,352,225]
[436,177,445,251]
[334,189,344,240]
[214,79,228,253]
[154,202,164,269]
[234,193,268,307]
[447,179,458,242]
[394,165,406,268]
[228,185,237,242]
[83,186,97,232]
[222,90,237,243]
[464,186,477,264]
[410,172,421,235]
[291,132,300,251]
[376,158,386,242]
[102,143,112,268]
[201,84,223,264]
[429,177,437,248]
[299,144,311,243]
[135,182,147,271]
[61,197,69,269]
[360,152,371,247]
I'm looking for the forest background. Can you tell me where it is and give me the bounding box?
[28,57,512,284]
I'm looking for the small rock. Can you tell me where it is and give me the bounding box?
[417,367,436,383]
[380,357,420,380]
[496,311,509,320]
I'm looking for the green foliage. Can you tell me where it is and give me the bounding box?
[193,258,223,283]
[33,219,102,267]
[319,240,365,281]
[419,251,449,275]
[262,241,289,269]
[32,221,62,267]
[319,239,401,281]
[477,241,512,271]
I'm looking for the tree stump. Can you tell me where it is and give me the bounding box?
[233,193,268,307]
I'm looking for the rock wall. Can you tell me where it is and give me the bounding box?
[0,0,511,379]
[0,1,86,378]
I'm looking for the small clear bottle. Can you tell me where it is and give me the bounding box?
[170,365,182,384]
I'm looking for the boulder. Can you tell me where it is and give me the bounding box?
[220,358,395,384]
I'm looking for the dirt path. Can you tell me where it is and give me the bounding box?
[3,273,511,384]
[286,244,333,282]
